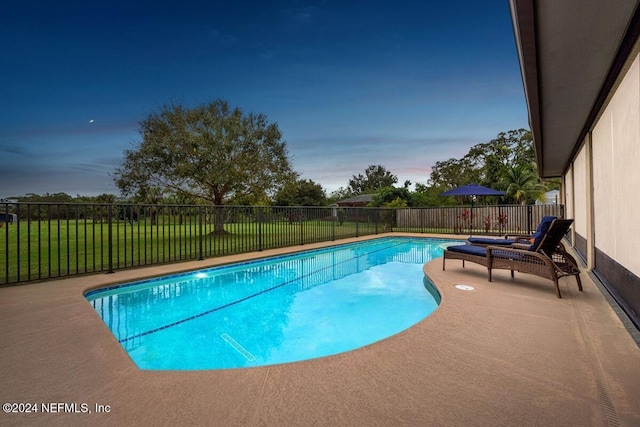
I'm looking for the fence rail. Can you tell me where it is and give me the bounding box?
[0,202,563,285]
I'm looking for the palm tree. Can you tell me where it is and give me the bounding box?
[501,164,547,204]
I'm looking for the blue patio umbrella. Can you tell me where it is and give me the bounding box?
[439,183,506,197]
[440,184,505,235]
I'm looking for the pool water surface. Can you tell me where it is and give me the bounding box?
[86,237,458,370]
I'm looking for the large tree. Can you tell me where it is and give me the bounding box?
[369,186,414,207]
[114,99,296,234]
[428,156,479,190]
[348,165,398,194]
[327,186,354,204]
[429,129,536,191]
[274,179,327,206]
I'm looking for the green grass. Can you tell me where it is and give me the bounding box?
[0,218,379,285]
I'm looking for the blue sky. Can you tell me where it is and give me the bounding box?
[0,1,528,199]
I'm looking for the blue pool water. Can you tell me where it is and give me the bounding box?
[86,237,458,370]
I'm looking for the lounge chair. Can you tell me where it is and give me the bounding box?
[443,218,582,298]
[456,216,557,266]
[466,215,556,246]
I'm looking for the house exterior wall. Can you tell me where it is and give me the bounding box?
[564,165,574,223]
[511,0,640,328]
[568,51,640,320]
[592,53,640,275]
[563,165,575,245]
[571,141,589,258]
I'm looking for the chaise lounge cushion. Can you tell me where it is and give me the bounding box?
[466,237,514,246]
[528,216,556,251]
[531,215,557,239]
[466,215,557,247]
[446,244,487,256]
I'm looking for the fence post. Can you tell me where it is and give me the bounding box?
[356,209,360,237]
[107,204,114,273]
[299,207,304,245]
[331,210,336,241]
[393,208,397,232]
[527,205,533,234]
[198,206,204,260]
[258,206,264,251]
[374,209,378,234]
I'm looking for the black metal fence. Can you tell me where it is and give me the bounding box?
[0,202,563,285]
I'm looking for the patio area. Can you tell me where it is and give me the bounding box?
[1,234,639,426]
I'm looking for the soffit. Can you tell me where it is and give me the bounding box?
[510,0,639,177]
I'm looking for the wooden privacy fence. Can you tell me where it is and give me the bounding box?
[395,204,564,235]
[0,202,564,285]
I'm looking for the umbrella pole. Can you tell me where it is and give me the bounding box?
[469,200,473,237]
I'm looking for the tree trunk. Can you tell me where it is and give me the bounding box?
[150,206,157,225]
[212,205,229,235]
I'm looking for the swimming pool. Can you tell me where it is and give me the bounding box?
[86,237,459,370]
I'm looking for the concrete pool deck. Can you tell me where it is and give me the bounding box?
[1,234,639,426]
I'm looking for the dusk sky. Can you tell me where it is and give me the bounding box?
[0,1,528,199]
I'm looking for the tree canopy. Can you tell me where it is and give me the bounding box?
[114,100,296,206]
[429,129,534,189]
[428,129,553,204]
[348,165,398,194]
[369,186,414,207]
[10,127,555,209]
[274,179,327,206]
[501,163,547,204]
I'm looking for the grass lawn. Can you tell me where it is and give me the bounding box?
[0,218,380,285]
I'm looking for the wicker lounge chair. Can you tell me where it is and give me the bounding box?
[443,218,582,298]
[466,215,556,246]
[445,216,557,271]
